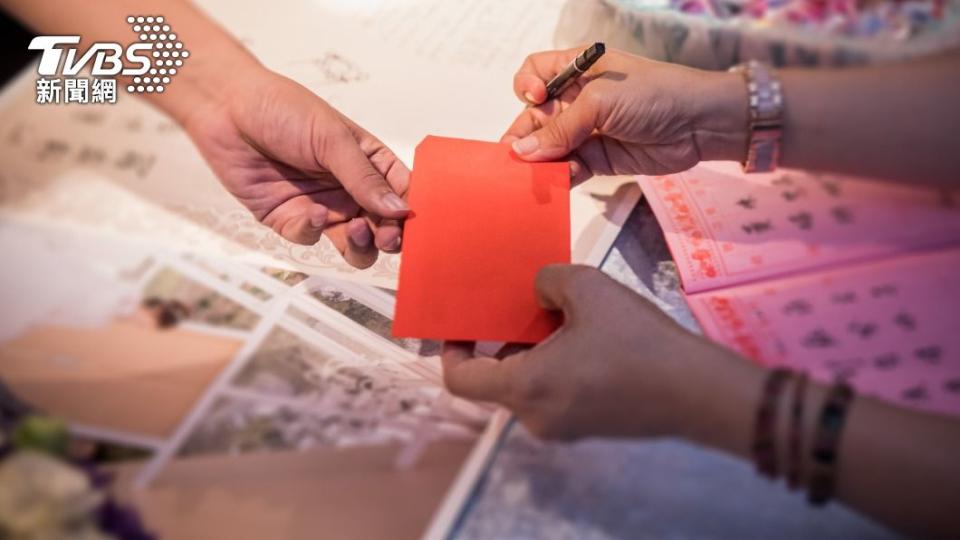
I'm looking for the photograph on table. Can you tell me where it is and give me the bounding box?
[0,224,247,455]
[175,320,481,459]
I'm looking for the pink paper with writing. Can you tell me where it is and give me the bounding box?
[639,162,960,294]
[687,248,960,415]
[639,163,960,415]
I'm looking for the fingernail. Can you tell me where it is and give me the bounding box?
[388,236,402,251]
[512,136,539,156]
[523,91,536,103]
[349,220,372,248]
[382,192,409,213]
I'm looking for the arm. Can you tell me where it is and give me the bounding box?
[776,54,960,186]
[505,48,960,187]
[2,0,410,267]
[696,335,960,538]
[442,265,960,539]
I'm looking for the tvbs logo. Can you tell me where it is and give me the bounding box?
[30,16,189,104]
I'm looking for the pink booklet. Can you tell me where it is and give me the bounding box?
[639,163,960,415]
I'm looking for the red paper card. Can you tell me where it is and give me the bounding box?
[392,136,570,343]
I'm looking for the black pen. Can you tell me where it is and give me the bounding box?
[545,42,605,100]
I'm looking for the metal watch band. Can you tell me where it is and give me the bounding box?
[730,60,783,173]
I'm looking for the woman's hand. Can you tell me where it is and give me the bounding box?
[441,264,762,442]
[178,65,409,269]
[503,48,749,184]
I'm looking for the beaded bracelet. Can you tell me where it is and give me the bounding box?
[787,372,809,490]
[753,368,792,478]
[808,381,855,505]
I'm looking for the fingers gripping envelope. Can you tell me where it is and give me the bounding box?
[392,136,570,343]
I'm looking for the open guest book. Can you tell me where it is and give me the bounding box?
[638,162,960,416]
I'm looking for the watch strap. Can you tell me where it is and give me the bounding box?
[730,61,783,173]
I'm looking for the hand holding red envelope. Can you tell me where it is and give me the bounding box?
[392,136,570,344]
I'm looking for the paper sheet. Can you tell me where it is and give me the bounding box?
[640,162,960,293]
[393,137,570,343]
[338,0,567,72]
[689,248,960,415]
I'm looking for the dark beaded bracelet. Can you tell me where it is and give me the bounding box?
[808,381,855,505]
[787,371,809,490]
[753,367,792,479]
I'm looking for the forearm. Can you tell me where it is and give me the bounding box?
[683,344,960,538]
[698,53,960,188]
[778,54,960,187]
[836,395,960,538]
[2,0,263,125]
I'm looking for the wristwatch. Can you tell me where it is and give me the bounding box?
[730,61,783,173]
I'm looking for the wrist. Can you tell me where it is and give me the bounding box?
[691,71,749,163]
[142,35,265,128]
[675,339,766,458]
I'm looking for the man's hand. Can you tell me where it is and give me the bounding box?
[183,67,409,269]
[441,265,739,441]
[503,48,748,184]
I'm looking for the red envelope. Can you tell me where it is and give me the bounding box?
[392,136,570,343]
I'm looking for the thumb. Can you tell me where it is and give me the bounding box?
[534,264,595,318]
[441,341,511,403]
[321,129,410,219]
[510,94,600,161]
